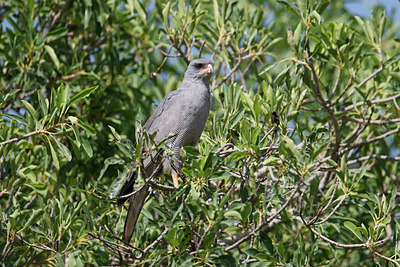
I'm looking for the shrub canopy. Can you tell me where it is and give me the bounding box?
[1,0,400,265]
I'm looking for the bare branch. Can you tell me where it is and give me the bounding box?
[198,40,207,59]
[341,115,400,125]
[213,54,242,89]
[87,232,143,255]
[343,93,400,112]
[347,154,400,165]
[341,128,400,155]
[0,130,46,147]
[314,194,347,225]
[18,236,57,253]
[305,43,340,160]
[138,227,169,258]
[328,67,342,102]
[42,0,72,38]
[300,219,392,250]
[61,229,72,254]
[223,184,300,252]
[340,51,383,108]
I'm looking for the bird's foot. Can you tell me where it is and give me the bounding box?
[172,173,179,188]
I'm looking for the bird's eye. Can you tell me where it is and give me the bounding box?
[194,64,202,69]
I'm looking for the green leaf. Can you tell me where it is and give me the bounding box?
[344,221,363,241]
[165,227,179,247]
[108,125,121,141]
[81,137,93,157]
[44,27,68,43]
[48,139,60,170]
[68,86,98,108]
[240,91,254,111]
[49,135,72,161]
[38,90,48,117]
[263,156,280,166]
[162,2,171,29]
[224,210,242,220]
[311,10,322,24]
[21,100,38,121]
[277,1,300,19]
[326,159,338,168]
[259,231,274,255]
[280,135,303,162]
[213,0,220,28]
[216,255,236,266]
[1,113,28,126]
[391,72,400,83]
[44,45,61,70]
[127,0,134,15]
[219,188,234,211]
[309,177,319,206]
[1,89,20,104]
[134,0,147,23]
[204,225,218,249]
[17,209,44,234]
[229,109,245,129]
[241,202,252,224]
[77,116,96,135]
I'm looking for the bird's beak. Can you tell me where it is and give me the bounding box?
[200,64,213,75]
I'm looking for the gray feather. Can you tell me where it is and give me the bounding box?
[120,59,213,242]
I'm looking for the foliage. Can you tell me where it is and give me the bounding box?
[1,0,400,265]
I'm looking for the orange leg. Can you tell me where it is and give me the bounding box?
[172,172,179,188]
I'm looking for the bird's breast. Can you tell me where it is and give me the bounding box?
[175,89,211,146]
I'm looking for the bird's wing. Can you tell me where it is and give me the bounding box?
[144,89,184,138]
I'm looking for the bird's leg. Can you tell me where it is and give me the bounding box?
[172,172,179,188]
[171,149,185,188]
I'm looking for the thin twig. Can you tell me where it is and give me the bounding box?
[61,229,72,254]
[341,128,400,155]
[340,50,383,108]
[213,54,242,89]
[198,40,207,59]
[23,194,38,209]
[343,93,400,112]
[328,67,342,102]
[305,43,340,160]
[87,232,143,254]
[223,184,301,252]
[341,116,400,125]
[138,227,169,258]
[314,194,347,225]
[42,0,72,38]
[19,237,57,253]
[0,130,46,146]
[347,154,400,165]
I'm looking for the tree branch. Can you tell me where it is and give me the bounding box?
[223,183,300,252]
[341,128,400,155]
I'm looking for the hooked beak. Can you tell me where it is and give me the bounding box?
[199,64,213,75]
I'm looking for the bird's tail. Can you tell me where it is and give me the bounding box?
[123,185,149,242]
[117,170,137,206]
[117,170,150,242]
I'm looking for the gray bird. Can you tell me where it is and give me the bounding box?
[118,58,214,242]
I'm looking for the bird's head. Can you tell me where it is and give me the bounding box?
[184,59,214,84]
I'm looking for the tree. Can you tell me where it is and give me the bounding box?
[1,0,399,265]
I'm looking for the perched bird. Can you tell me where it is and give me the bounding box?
[118,58,214,242]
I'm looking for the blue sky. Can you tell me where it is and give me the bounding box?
[344,0,400,23]
[2,0,400,33]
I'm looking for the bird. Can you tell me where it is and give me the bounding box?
[117,58,214,242]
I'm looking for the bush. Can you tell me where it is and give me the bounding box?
[1,0,399,265]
